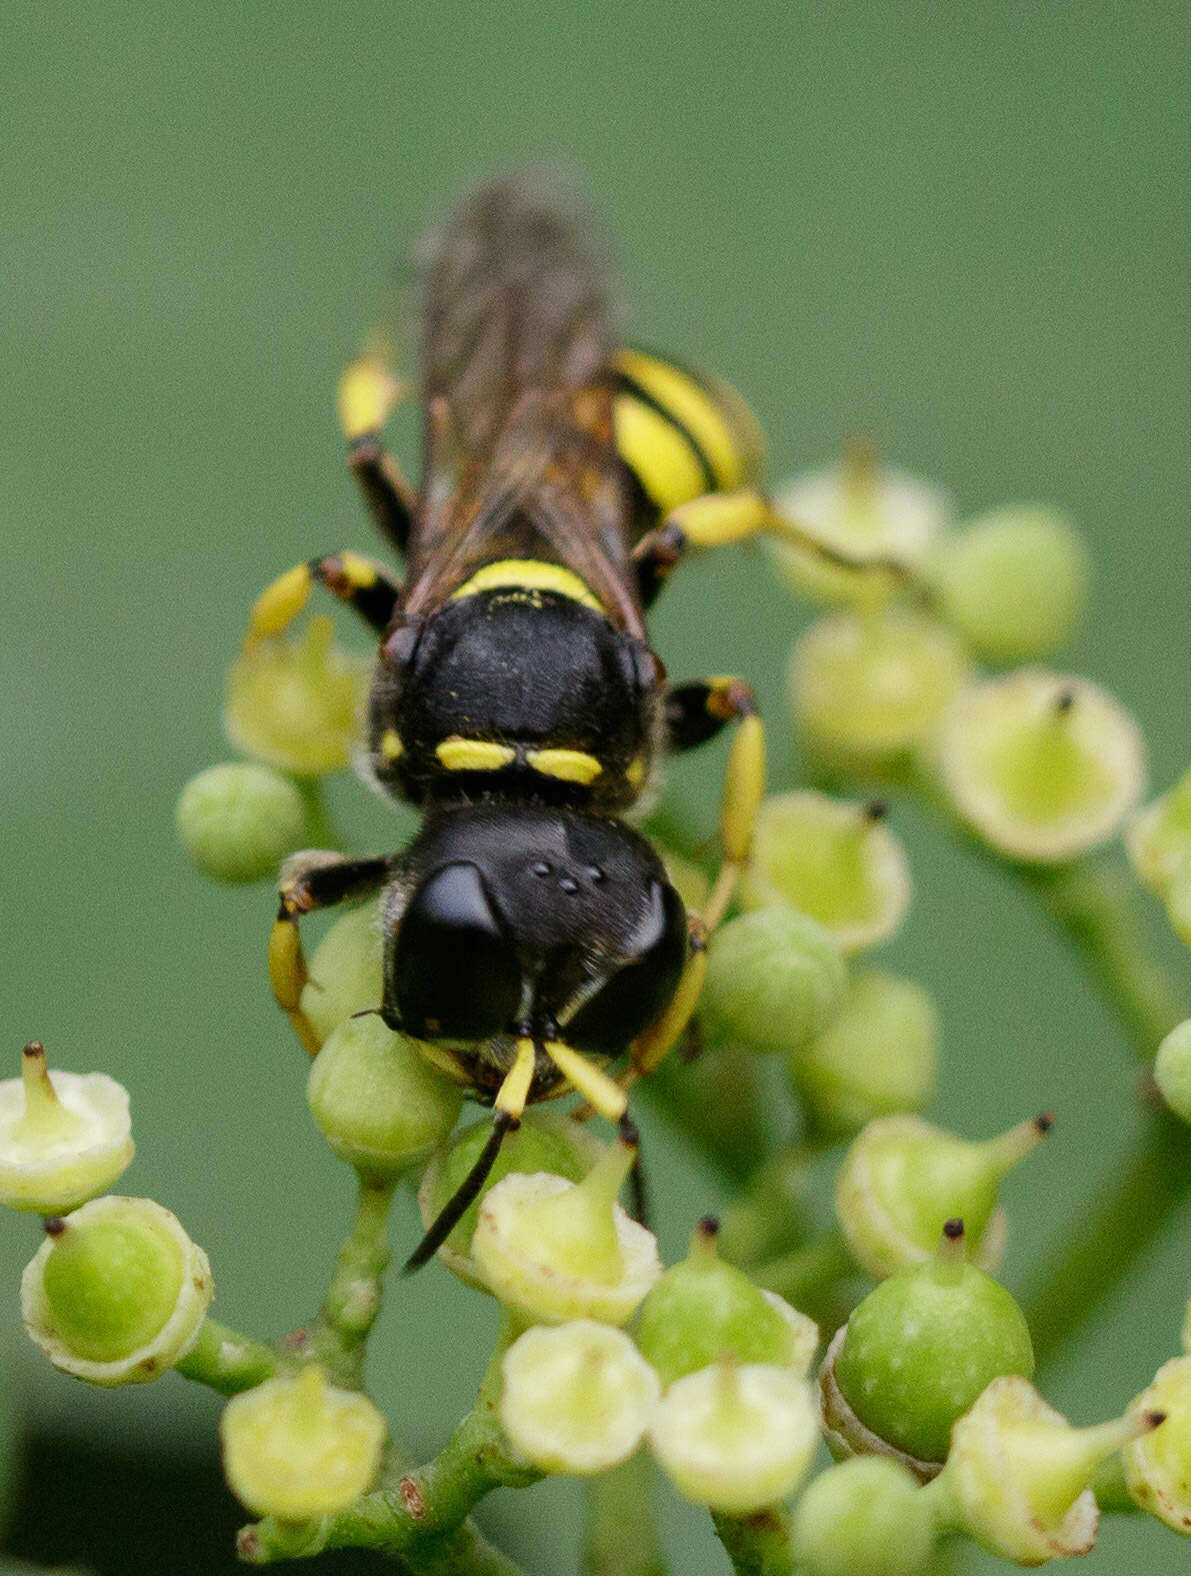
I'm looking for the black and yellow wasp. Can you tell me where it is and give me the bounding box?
[246,173,823,1269]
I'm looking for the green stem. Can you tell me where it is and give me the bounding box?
[295,776,341,850]
[712,1507,794,1576]
[310,1175,396,1381]
[582,1453,667,1576]
[175,1318,279,1394]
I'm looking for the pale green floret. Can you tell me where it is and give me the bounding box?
[1154,1021,1191,1125]
[306,1014,464,1179]
[21,1196,213,1385]
[788,607,967,771]
[499,1321,661,1475]
[661,849,711,915]
[1166,851,1191,948]
[175,762,307,884]
[220,1365,385,1520]
[701,906,846,1054]
[1126,768,1191,893]
[790,1458,936,1576]
[930,506,1090,661]
[0,1045,134,1214]
[1123,1354,1191,1533]
[791,971,938,1138]
[740,793,911,953]
[298,895,385,1045]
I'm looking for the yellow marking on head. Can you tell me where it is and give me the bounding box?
[451,560,603,614]
[412,1040,472,1086]
[379,728,403,763]
[614,349,748,492]
[544,1041,628,1121]
[339,550,379,590]
[436,737,517,773]
[338,356,398,442]
[626,754,648,789]
[246,563,312,646]
[496,1037,538,1120]
[613,393,708,515]
[525,747,603,786]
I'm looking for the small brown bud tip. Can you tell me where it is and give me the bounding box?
[43,1217,66,1237]
[1054,689,1076,715]
[1145,1410,1167,1431]
[942,1217,965,1240]
[22,1041,45,1059]
[618,1117,640,1151]
[1034,1111,1055,1135]
[863,799,889,823]
[697,1214,720,1239]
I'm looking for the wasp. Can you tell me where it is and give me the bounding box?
[245,173,834,1270]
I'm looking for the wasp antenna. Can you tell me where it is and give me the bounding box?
[403,1112,514,1274]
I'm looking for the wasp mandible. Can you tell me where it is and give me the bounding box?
[245,173,835,1270]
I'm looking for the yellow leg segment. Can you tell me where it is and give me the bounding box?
[243,550,390,650]
[268,914,321,1056]
[545,1041,629,1121]
[495,1037,538,1122]
[338,355,405,444]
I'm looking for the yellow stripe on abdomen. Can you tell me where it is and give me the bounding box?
[613,348,758,498]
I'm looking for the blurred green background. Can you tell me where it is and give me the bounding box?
[1,1,1187,1571]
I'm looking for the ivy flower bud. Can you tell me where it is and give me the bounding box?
[175,762,307,885]
[648,1358,818,1513]
[21,1196,212,1385]
[789,608,967,773]
[740,793,911,953]
[1154,1021,1191,1126]
[938,670,1145,864]
[499,1321,660,1475]
[930,506,1090,662]
[1123,1354,1191,1532]
[1126,768,1191,894]
[834,1112,1050,1277]
[790,1457,936,1576]
[472,1138,662,1325]
[822,1223,1034,1472]
[307,1014,463,1180]
[418,1114,600,1288]
[791,971,938,1139]
[932,1376,1161,1562]
[0,1043,134,1214]
[700,906,846,1054]
[298,894,384,1046]
[636,1218,818,1388]
[225,614,369,776]
[1166,851,1191,948]
[220,1364,385,1520]
[661,849,711,915]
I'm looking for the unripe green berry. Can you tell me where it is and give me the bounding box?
[790,1458,936,1576]
[791,971,938,1138]
[930,506,1090,661]
[21,1196,213,1385]
[826,1224,1034,1468]
[701,906,845,1054]
[307,1014,463,1179]
[1126,768,1191,894]
[636,1219,817,1388]
[1166,850,1191,948]
[1123,1354,1191,1533]
[176,762,307,884]
[788,608,967,772]
[298,895,384,1046]
[1154,1021,1191,1126]
[740,793,911,953]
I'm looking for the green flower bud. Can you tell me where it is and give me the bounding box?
[788,608,967,773]
[221,1364,385,1520]
[1154,1021,1191,1126]
[791,971,938,1139]
[499,1320,661,1475]
[823,1222,1034,1470]
[418,1113,601,1288]
[1126,768,1191,894]
[767,449,948,607]
[930,506,1090,662]
[298,895,384,1047]
[790,1458,936,1576]
[1166,850,1191,948]
[740,793,911,953]
[306,1014,463,1180]
[700,907,846,1054]
[648,1358,818,1513]
[931,1376,1160,1562]
[0,1043,134,1214]
[225,614,369,776]
[661,850,711,915]
[937,670,1146,864]
[21,1196,212,1385]
[636,1218,818,1388]
[1124,1354,1191,1533]
[175,762,307,885]
[834,1112,1050,1277]
[472,1138,662,1325]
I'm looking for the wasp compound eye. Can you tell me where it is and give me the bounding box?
[391,863,522,1040]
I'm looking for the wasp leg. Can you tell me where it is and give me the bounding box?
[339,356,416,556]
[244,551,402,648]
[270,852,393,1055]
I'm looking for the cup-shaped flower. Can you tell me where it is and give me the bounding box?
[176,762,308,885]
[472,1138,662,1325]
[307,1014,463,1180]
[499,1321,660,1475]
[789,608,967,773]
[21,1196,212,1385]
[822,1223,1034,1473]
[0,1043,134,1215]
[740,793,911,953]
[929,506,1089,662]
[700,907,845,1055]
[1123,1354,1191,1533]
[930,1376,1161,1563]
[1126,768,1191,895]
[937,670,1145,863]
[636,1218,818,1388]
[791,971,938,1139]
[835,1112,1051,1277]
[221,1364,385,1520]
[225,614,369,776]
[790,1457,937,1576]
[1154,1021,1191,1126]
[648,1358,818,1513]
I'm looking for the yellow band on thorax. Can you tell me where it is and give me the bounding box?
[451,560,604,613]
